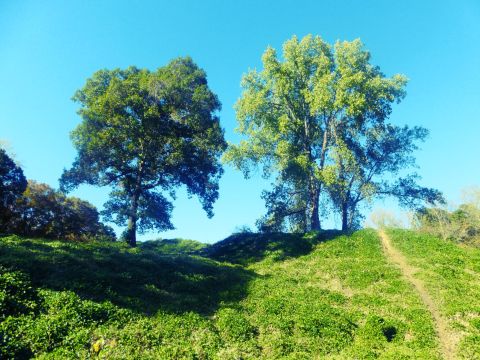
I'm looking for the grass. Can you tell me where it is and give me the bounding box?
[239,229,440,359]
[0,235,251,316]
[0,229,477,358]
[387,229,480,359]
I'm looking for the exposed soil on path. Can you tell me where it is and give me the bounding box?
[378,230,458,360]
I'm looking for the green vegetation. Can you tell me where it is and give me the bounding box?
[0,148,27,233]
[238,229,440,359]
[413,188,480,246]
[60,58,226,246]
[0,234,252,359]
[4,229,475,359]
[139,238,206,255]
[0,33,472,359]
[5,181,115,242]
[224,35,440,232]
[388,229,480,359]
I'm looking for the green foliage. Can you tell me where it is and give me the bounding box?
[139,238,206,254]
[0,148,27,234]
[0,267,39,319]
[4,229,477,358]
[327,125,443,230]
[0,235,253,358]
[0,316,33,359]
[414,200,480,245]
[224,34,410,231]
[61,58,226,246]
[240,230,439,358]
[0,236,252,316]
[204,230,340,265]
[8,181,115,241]
[215,308,257,342]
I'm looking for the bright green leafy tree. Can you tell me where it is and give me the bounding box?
[224,35,407,231]
[61,58,226,246]
[325,124,443,230]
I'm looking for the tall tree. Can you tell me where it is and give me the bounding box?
[0,148,27,231]
[61,58,226,246]
[325,124,443,230]
[224,35,407,231]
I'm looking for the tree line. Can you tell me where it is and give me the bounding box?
[1,35,443,246]
[0,149,115,241]
[413,187,480,246]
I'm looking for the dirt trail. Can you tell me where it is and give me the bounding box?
[378,230,457,360]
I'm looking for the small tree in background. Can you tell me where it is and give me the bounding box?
[414,188,480,245]
[8,181,115,241]
[61,58,226,246]
[0,148,27,232]
[368,208,403,229]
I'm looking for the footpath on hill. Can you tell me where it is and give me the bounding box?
[378,230,457,360]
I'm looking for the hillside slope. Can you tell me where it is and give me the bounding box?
[387,229,480,359]
[0,230,478,359]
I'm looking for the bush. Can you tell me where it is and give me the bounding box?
[0,268,39,319]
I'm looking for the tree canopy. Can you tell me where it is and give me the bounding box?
[0,148,27,232]
[8,181,115,241]
[225,35,440,232]
[61,57,226,246]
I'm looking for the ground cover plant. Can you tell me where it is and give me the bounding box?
[2,229,471,358]
[235,229,440,359]
[387,229,480,359]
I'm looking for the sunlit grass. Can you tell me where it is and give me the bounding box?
[387,229,480,359]
[2,229,474,358]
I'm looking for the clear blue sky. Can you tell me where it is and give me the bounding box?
[1,0,479,243]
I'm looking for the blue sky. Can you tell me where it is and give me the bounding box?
[1,0,479,242]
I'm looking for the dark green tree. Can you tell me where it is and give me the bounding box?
[256,175,309,233]
[60,58,226,246]
[9,181,115,241]
[0,148,27,232]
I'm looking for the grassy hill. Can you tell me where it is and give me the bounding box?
[0,230,479,359]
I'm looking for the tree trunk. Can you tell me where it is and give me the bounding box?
[126,193,139,247]
[341,202,348,232]
[126,214,137,247]
[309,183,321,231]
[347,203,358,231]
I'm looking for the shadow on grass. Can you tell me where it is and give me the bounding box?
[0,236,255,316]
[204,230,343,266]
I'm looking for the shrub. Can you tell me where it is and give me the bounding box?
[0,316,34,359]
[0,268,39,319]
